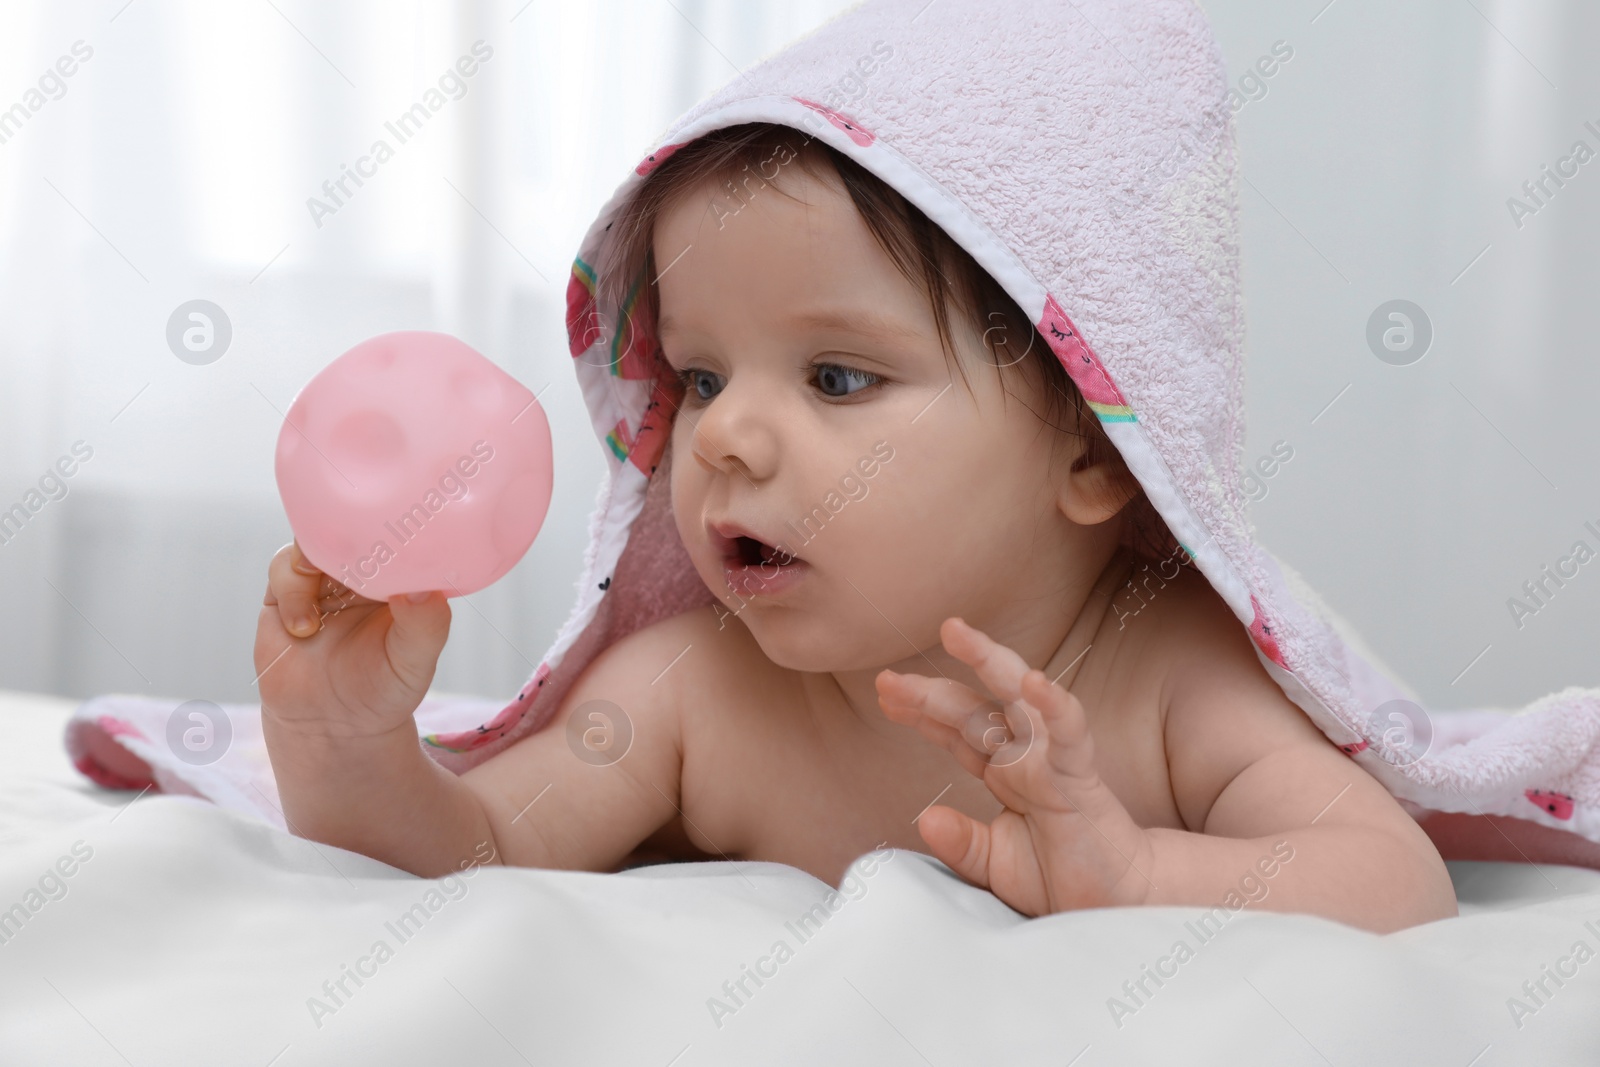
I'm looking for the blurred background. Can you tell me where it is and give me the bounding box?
[0,0,1593,714]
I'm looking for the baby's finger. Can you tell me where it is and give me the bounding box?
[263,577,362,607]
[877,670,1032,769]
[876,670,988,743]
[266,541,372,637]
[1024,669,1099,782]
[266,542,327,636]
[914,804,993,892]
[938,618,1032,706]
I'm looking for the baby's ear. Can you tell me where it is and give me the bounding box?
[1058,440,1140,527]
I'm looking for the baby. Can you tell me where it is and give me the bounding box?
[257,123,1457,934]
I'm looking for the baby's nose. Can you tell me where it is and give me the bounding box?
[687,384,782,481]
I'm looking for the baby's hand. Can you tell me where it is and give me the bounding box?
[255,540,451,740]
[876,618,1155,918]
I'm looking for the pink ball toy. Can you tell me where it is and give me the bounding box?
[275,331,553,601]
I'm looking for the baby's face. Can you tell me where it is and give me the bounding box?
[654,161,1080,672]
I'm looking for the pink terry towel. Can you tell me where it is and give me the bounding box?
[66,0,1600,868]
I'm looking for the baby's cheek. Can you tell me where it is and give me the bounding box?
[667,449,708,561]
[844,478,961,601]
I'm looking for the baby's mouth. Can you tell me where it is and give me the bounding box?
[709,521,809,597]
[730,535,800,567]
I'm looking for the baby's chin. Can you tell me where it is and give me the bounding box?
[727,598,924,675]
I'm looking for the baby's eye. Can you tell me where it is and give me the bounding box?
[673,366,723,403]
[671,361,880,404]
[813,361,880,399]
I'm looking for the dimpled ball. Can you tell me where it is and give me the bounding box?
[275,331,553,601]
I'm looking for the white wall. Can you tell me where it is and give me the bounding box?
[1203,0,1600,708]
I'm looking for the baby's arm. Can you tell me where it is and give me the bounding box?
[258,542,689,879]
[456,617,693,874]
[878,594,1457,933]
[1154,602,1458,932]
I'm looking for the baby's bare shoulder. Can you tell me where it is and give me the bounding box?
[1144,565,1316,730]
[1140,566,1339,821]
[1141,565,1266,671]
[593,603,726,682]
[1139,565,1443,877]
[610,602,773,698]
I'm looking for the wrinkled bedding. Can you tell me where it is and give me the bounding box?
[3,689,1599,1065]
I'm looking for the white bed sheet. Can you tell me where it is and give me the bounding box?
[3,688,1599,1065]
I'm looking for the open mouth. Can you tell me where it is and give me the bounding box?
[709,520,802,566]
[730,535,800,568]
[710,521,809,598]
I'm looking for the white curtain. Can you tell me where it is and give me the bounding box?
[0,0,855,704]
[1,0,1596,711]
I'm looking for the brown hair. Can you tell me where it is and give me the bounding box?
[599,122,1176,560]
